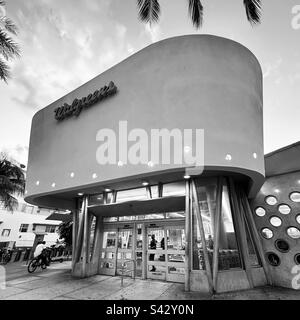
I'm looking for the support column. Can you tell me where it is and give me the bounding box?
[192,179,214,293]
[241,191,273,286]
[71,207,79,273]
[142,223,147,280]
[228,178,254,288]
[184,179,191,291]
[82,195,89,277]
[212,177,223,292]
[74,199,85,263]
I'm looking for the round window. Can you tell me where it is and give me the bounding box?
[290,192,300,203]
[275,239,290,253]
[295,254,300,265]
[296,215,300,225]
[265,196,278,206]
[255,207,266,217]
[266,252,280,267]
[278,204,291,215]
[287,227,300,239]
[270,216,282,227]
[261,228,273,239]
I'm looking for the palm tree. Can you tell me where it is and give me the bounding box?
[137,0,261,29]
[0,154,25,211]
[0,0,20,83]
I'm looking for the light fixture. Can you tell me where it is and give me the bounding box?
[148,161,154,168]
[25,190,28,195]
[142,182,149,186]
[70,172,75,178]
[36,181,40,186]
[118,161,124,167]
[104,188,111,192]
[51,183,56,188]
[253,153,257,159]
[92,173,97,179]
[77,193,83,196]
[184,146,191,153]
[184,175,191,180]
[225,154,232,161]
[274,189,280,194]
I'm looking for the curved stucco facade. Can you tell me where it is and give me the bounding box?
[250,171,300,289]
[25,34,264,209]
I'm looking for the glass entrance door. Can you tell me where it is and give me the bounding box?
[116,227,133,276]
[135,224,143,278]
[166,225,185,282]
[146,223,185,283]
[99,230,117,276]
[147,226,166,281]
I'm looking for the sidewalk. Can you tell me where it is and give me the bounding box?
[1,262,300,300]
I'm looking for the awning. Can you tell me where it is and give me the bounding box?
[89,196,185,218]
[46,212,72,222]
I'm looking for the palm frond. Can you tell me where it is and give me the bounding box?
[0,191,18,211]
[0,157,25,210]
[188,0,204,29]
[137,0,160,24]
[244,0,261,25]
[0,57,9,82]
[0,17,18,35]
[0,29,20,60]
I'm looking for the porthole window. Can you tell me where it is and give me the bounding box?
[265,196,278,206]
[261,228,273,239]
[296,215,300,225]
[278,204,291,215]
[290,192,300,203]
[270,216,282,227]
[287,227,300,239]
[295,253,300,265]
[266,252,280,267]
[275,239,290,253]
[255,207,266,217]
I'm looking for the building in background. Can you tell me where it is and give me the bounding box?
[0,200,63,250]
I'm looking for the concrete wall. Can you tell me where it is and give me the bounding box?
[25,35,264,209]
[250,171,300,289]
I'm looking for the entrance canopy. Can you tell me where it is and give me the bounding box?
[88,196,185,217]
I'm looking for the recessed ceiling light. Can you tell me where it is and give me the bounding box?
[51,183,56,188]
[142,182,149,186]
[118,161,124,167]
[253,153,258,159]
[105,188,111,192]
[274,189,280,194]
[184,175,190,179]
[36,181,40,186]
[77,193,83,196]
[225,154,232,161]
[70,172,75,178]
[92,173,97,179]
[148,161,154,168]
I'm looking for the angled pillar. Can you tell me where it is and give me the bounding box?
[192,179,214,293]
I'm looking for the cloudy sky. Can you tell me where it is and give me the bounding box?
[0,0,299,165]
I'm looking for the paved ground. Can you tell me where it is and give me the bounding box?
[1,261,300,300]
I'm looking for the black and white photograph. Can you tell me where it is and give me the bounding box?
[0,0,300,311]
